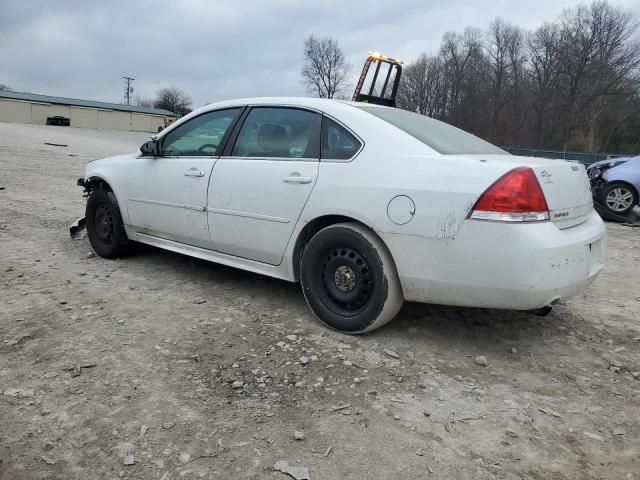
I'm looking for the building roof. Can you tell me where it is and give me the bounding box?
[0,90,175,116]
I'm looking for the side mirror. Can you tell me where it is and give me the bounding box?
[140,139,159,157]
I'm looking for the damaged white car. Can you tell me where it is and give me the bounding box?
[74,97,606,333]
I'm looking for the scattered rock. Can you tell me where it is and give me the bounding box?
[286,335,298,342]
[294,430,305,441]
[162,422,175,430]
[613,427,626,436]
[179,453,191,464]
[41,455,57,465]
[117,319,124,325]
[423,410,431,417]
[123,454,135,466]
[583,431,604,441]
[510,347,518,354]
[86,252,95,258]
[232,380,244,389]
[383,349,400,359]
[273,460,310,480]
[506,430,519,438]
[474,356,488,367]
[299,356,310,365]
[139,424,148,437]
[3,388,34,398]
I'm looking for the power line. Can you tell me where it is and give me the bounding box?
[122,76,135,105]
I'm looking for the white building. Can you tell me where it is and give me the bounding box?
[0,90,175,132]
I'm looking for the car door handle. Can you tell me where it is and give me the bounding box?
[283,175,312,184]
[184,169,205,177]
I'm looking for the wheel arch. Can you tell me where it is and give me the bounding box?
[85,175,114,193]
[291,214,395,281]
[83,173,131,225]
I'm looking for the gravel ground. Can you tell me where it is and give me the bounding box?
[1,122,639,480]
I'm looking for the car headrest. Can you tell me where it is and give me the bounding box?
[257,123,288,153]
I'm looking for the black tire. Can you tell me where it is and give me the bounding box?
[86,187,135,258]
[300,222,403,334]
[599,181,638,215]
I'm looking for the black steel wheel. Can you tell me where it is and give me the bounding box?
[300,222,403,334]
[93,203,115,246]
[318,246,374,316]
[86,187,134,258]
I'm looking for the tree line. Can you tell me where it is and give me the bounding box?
[396,1,640,154]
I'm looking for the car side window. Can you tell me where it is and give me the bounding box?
[161,108,241,157]
[231,107,320,159]
[321,117,362,160]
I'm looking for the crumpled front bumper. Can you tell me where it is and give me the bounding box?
[70,177,87,240]
[70,217,86,240]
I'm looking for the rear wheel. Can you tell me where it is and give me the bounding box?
[300,223,403,334]
[600,182,638,215]
[86,187,135,258]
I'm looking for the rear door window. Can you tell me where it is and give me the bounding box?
[231,107,321,159]
[321,117,362,160]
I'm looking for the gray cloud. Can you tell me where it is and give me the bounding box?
[1,0,638,107]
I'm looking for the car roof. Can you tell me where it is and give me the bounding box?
[196,96,361,115]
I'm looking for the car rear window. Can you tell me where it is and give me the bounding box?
[356,105,507,155]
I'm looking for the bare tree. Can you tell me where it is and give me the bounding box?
[153,86,193,116]
[483,18,524,143]
[301,36,351,98]
[397,55,445,116]
[133,94,154,108]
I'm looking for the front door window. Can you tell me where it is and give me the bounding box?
[161,108,241,157]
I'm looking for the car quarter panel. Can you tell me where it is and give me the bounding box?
[301,152,516,239]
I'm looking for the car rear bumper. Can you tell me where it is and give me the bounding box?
[382,210,606,310]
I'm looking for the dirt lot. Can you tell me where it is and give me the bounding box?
[1,122,639,480]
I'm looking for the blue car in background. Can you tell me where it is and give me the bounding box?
[587,156,640,216]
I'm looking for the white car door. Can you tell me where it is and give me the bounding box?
[127,108,242,249]
[208,107,321,265]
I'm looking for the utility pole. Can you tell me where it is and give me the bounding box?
[122,76,135,105]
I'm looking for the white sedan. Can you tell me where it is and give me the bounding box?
[76,97,606,333]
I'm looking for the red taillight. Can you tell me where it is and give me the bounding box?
[469,167,549,222]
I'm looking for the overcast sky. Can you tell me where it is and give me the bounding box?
[1,0,638,107]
